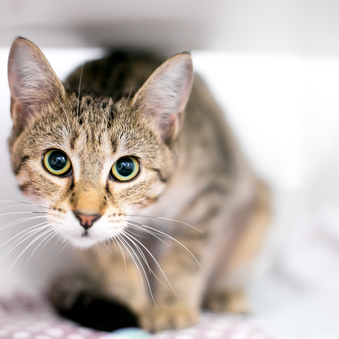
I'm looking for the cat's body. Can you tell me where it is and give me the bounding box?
[7,38,270,332]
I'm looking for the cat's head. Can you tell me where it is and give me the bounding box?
[7,37,193,248]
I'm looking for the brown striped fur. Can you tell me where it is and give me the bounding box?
[7,38,270,332]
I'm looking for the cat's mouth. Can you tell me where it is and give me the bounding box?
[51,217,126,249]
[62,231,108,248]
[47,212,127,248]
[81,231,89,237]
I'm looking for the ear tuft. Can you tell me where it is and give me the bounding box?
[8,37,64,128]
[133,53,193,145]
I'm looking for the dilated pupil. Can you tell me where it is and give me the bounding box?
[117,158,134,177]
[49,151,67,171]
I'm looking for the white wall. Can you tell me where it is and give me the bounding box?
[193,53,339,192]
[1,0,339,56]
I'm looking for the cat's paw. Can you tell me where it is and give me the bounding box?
[204,290,250,314]
[139,304,200,333]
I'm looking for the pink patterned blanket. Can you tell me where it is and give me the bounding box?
[0,295,273,339]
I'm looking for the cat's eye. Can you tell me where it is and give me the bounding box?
[43,150,71,176]
[111,157,140,182]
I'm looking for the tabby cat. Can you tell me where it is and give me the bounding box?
[7,37,270,332]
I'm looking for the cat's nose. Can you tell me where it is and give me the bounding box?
[74,212,101,230]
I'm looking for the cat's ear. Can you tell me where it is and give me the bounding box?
[8,37,65,128]
[133,52,193,145]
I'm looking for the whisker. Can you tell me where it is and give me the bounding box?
[26,228,55,264]
[2,227,53,281]
[0,227,51,263]
[54,94,71,130]
[127,215,203,233]
[0,221,49,250]
[128,220,203,270]
[53,233,62,252]
[85,74,100,96]
[94,243,103,259]
[126,222,169,246]
[116,234,142,283]
[117,234,157,307]
[0,216,47,232]
[55,240,69,256]
[77,63,85,129]
[0,204,34,211]
[128,230,152,239]
[2,225,52,258]
[0,200,50,209]
[122,231,151,274]
[38,229,57,256]
[3,227,45,255]
[126,229,153,240]
[113,240,118,254]
[119,236,157,308]
[114,237,127,274]
[100,241,113,254]
[119,235,157,307]
[123,231,174,293]
[123,85,134,113]
[0,211,46,219]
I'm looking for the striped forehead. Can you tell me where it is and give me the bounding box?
[67,125,113,183]
[64,97,132,184]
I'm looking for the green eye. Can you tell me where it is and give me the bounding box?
[43,150,71,176]
[112,157,139,181]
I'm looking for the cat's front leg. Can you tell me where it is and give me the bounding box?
[49,246,149,331]
[138,229,211,332]
[95,244,150,314]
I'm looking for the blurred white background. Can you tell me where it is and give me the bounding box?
[1,1,339,338]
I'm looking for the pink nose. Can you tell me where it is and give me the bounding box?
[74,213,100,230]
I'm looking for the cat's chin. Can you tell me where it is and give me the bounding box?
[61,233,111,249]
